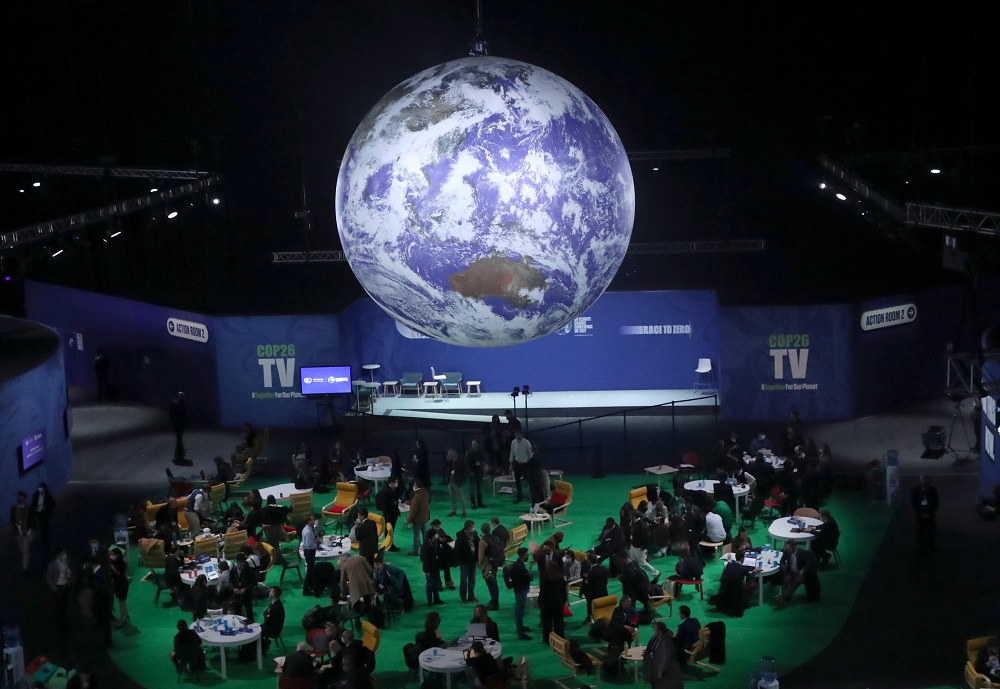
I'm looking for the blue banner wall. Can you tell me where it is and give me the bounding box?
[24,282,221,424]
[339,290,720,393]
[719,304,854,422]
[214,315,342,427]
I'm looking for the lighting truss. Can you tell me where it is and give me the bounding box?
[0,176,223,249]
[0,162,215,180]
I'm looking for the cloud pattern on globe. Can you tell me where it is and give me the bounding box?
[336,56,635,346]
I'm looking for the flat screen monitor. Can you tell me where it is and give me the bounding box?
[20,430,46,473]
[300,365,352,395]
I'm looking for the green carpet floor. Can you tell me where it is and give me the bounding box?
[110,474,894,687]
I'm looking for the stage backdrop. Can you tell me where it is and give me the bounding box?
[339,290,720,395]
[719,304,854,422]
[214,315,342,427]
[24,282,220,425]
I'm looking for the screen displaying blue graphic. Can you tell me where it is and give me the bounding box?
[300,366,352,395]
[20,430,46,473]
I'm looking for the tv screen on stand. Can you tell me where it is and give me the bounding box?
[300,365,352,395]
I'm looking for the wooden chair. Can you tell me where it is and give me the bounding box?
[145,499,189,531]
[321,483,357,529]
[548,632,602,689]
[378,522,394,555]
[399,371,423,396]
[548,480,574,527]
[505,524,528,559]
[222,530,248,559]
[590,594,618,625]
[629,487,648,509]
[288,490,315,527]
[672,578,704,600]
[209,483,227,514]
[361,620,381,654]
[649,593,674,618]
[793,507,821,520]
[227,457,254,493]
[192,538,218,558]
[138,538,166,569]
[966,637,997,688]
[684,627,721,675]
[440,372,463,396]
[698,539,724,559]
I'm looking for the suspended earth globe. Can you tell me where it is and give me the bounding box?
[336,56,635,346]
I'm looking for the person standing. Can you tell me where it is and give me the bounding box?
[301,514,318,596]
[261,586,286,646]
[353,508,379,565]
[232,552,257,621]
[912,474,939,555]
[406,479,431,556]
[446,449,469,517]
[413,439,431,488]
[421,530,444,605]
[511,547,533,640]
[31,482,56,546]
[538,560,567,644]
[46,549,74,625]
[466,439,486,509]
[375,476,403,551]
[643,622,683,689]
[88,555,114,647]
[477,523,501,611]
[509,429,532,503]
[455,520,479,604]
[10,491,36,572]
[108,547,130,628]
[169,391,190,465]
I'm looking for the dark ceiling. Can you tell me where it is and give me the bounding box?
[1,0,997,315]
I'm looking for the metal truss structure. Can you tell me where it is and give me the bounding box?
[270,239,764,264]
[0,176,223,249]
[0,162,214,180]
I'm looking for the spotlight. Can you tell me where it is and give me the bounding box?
[818,182,827,189]
[211,197,221,205]
[511,386,520,398]
[835,193,847,201]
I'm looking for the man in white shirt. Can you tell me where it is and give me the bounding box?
[508,429,532,503]
[302,514,318,595]
[704,511,727,544]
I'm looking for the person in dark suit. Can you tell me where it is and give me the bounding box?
[607,594,639,647]
[282,642,317,678]
[171,620,206,674]
[375,477,404,551]
[231,552,257,622]
[593,517,626,562]
[510,547,533,640]
[673,605,701,662]
[353,508,380,564]
[911,475,939,555]
[643,621,684,689]
[775,540,818,606]
[807,509,840,565]
[490,517,509,549]
[261,585,285,642]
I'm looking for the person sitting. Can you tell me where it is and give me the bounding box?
[774,540,819,607]
[731,525,753,553]
[710,547,760,617]
[464,640,502,689]
[188,574,210,621]
[976,637,1000,679]
[293,443,318,489]
[673,605,701,663]
[282,641,317,678]
[671,547,704,583]
[155,498,181,542]
[750,432,771,455]
[415,611,445,652]
[592,517,625,563]
[606,593,638,648]
[170,619,206,674]
[806,509,840,565]
[470,603,500,641]
[164,545,184,591]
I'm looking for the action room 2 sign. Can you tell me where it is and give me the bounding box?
[719,304,854,421]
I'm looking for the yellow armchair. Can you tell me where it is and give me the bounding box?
[629,486,648,509]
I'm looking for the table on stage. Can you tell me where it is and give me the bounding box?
[767,516,822,550]
[193,614,262,680]
[418,639,502,689]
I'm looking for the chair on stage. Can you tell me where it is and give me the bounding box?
[694,358,714,391]
[440,372,463,397]
[399,372,423,396]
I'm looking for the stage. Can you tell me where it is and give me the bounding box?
[358,387,719,423]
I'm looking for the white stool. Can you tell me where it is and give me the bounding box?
[547,469,564,480]
[383,380,399,396]
[466,380,482,396]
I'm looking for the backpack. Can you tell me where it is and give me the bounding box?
[487,533,505,568]
[502,564,515,589]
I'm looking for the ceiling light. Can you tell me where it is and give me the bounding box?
[652,167,659,171]
[32,182,41,188]
[835,193,847,201]
[211,197,221,205]
[150,187,159,192]
[930,168,941,174]
[51,248,64,257]
[167,211,179,219]
[819,182,827,189]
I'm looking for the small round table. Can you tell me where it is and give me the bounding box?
[355,464,393,493]
[180,557,223,586]
[682,479,752,512]
[362,364,380,382]
[418,639,502,689]
[621,645,646,682]
[259,483,309,504]
[520,512,551,536]
[767,517,822,550]
[304,535,353,561]
[722,551,784,606]
[193,614,263,680]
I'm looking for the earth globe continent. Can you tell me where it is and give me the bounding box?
[336,56,635,347]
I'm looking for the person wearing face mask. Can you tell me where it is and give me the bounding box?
[10,491,36,572]
[31,482,56,546]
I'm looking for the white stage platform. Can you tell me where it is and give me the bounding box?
[359,388,718,424]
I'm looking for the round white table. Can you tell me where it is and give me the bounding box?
[767,517,822,550]
[418,639,502,689]
[621,645,646,682]
[180,557,223,586]
[302,535,352,560]
[193,614,263,680]
[355,464,393,493]
[682,479,751,511]
[259,483,309,504]
[520,512,551,536]
[722,550,783,606]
